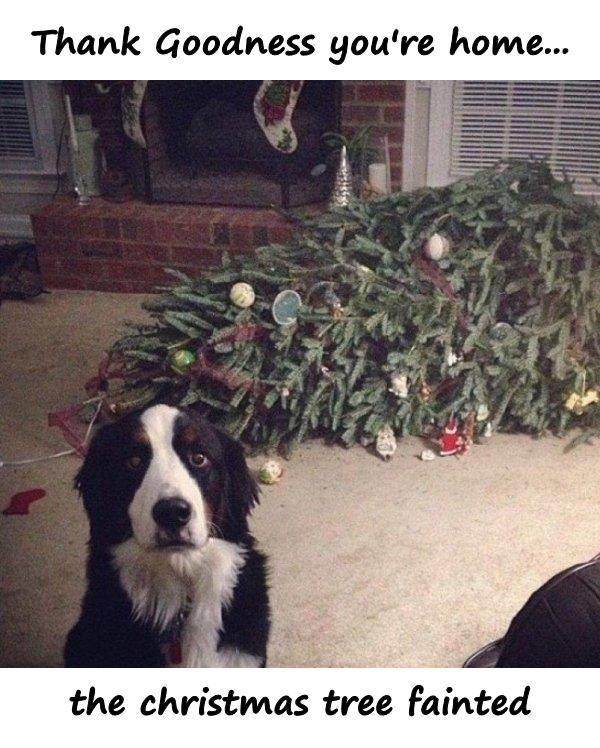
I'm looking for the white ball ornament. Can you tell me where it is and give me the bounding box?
[424,233,450,261]
[257,459,283,485]
[230,282,255,308]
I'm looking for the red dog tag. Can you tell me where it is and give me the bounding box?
[168,640,183,665]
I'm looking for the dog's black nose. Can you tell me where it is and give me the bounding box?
[152,498,192,532]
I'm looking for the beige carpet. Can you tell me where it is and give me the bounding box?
[1,290,599,667]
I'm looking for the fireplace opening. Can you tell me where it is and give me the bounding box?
[142,81,341,208]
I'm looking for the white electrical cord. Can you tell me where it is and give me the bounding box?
[0,396,103,469]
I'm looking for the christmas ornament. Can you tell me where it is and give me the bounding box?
[253,81,304,153]
[214,342,234,354]
[272,289,302,326]
[446,349,459,367]
[424,233,451,261]
[565,389,599,415]
[376,424,397,461]
[476,403,490,422]
[257,459,283,485]
[230,282,255,308]
[169,349,196,375]
[389,373,409,399]
[420,449,436,461]
[330,145,353,208]
[419,382,432,403]
[2,488,46,516]
[438,419,464,456]
[491,322,519,345]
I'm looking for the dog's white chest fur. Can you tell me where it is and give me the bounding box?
[112,538,260,667]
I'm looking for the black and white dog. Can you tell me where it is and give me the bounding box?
[65,404,270,667]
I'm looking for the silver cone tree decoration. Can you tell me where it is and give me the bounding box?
[330,144,353,208]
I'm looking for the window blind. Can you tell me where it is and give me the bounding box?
[450,81,600,195]
[0,81,36,160]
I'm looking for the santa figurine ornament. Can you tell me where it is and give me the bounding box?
[438,418,465,456]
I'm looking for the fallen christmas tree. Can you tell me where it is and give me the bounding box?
[92,159,600,457]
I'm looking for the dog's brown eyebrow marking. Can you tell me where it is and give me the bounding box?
[180,425,200,445]
[132,430,150,446]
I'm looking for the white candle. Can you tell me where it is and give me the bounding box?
[368,162,388,194]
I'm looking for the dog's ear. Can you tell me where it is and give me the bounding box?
[75,421,117,504]
[217,429,260,516]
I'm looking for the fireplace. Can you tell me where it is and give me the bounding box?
[33,81,406,292]
[141,81,341,208]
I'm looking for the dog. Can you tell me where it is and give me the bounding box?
[64,403,270,667]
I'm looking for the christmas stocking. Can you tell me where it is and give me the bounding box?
[121,80,148,148]
[253,81,304,153]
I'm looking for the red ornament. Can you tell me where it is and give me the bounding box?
[3,488,46,516]
[438,419,465,456]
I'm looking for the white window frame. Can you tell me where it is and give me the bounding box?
[403,80,600,197]
[0,82,65,239]
[0,81,63,192]
[423,81,455,187]
[403,81,469,189]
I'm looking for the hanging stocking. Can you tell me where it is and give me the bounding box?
[253,81,304,153]
[121,80,148,148]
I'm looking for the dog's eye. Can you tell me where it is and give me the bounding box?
[189,452,209,468]
[126,455,143,470]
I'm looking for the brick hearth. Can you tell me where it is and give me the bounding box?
[32,199,295,292]
[33,81,405,292]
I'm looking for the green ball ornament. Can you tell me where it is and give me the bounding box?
[169,349,196,375]
[230,282,255,308]
[257,459,283,485]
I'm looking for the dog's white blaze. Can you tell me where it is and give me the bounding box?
[112,405,260,668]
[113,537,258,667]
[129,404,208,549]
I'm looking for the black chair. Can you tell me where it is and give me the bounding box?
[464,553,600,667]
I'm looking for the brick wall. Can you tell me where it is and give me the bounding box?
[33,200,295,293]
[341,81,405,187]
[34,81,406,292]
